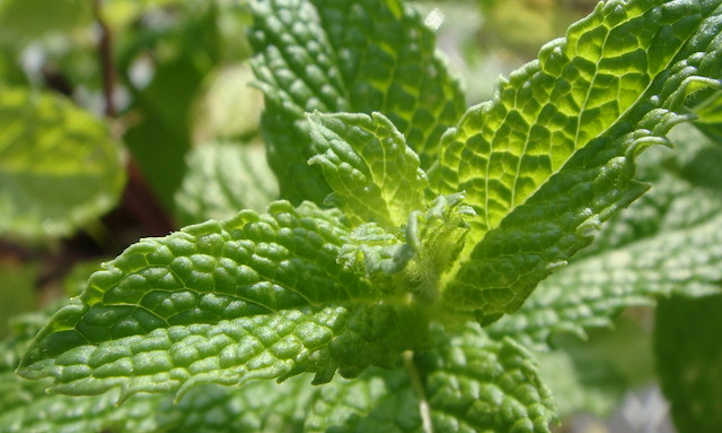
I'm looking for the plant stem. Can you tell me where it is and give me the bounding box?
[92,0,116,117]
[403,350,434,433]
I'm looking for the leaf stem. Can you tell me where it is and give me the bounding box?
[403,350,433,433]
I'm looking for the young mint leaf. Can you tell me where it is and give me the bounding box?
[435,0,722,319]
[249,0,465,203]
[308,112,428,228]
[174,142,279,226]
[0,87,126,241]
[655,293,722,433]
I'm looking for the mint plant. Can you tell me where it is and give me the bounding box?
[1,0,722,432]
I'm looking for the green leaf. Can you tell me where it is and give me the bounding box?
[0,0,92,44]
[17,201,428,398]
[0,87,126,241]
[304,369,421,433]
[1,308,313,433]
[308,112,428,228]
[174,142,279,226]
[435,0,722,318]
[303,324,557,433]
[419,324,556,433]
[655,293,722,433]
[0,367,312,433]
[487,176,722,347]
[535,316,656,417]
[249,0,465,204]
[536,350,623,417]
[121,4,221,209]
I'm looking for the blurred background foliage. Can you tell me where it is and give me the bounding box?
[0,1,718,432]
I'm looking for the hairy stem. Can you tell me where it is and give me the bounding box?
[403,350,433,433]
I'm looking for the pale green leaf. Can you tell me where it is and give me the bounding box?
[0,88,126,241]
[174,142,279,226]
[308,112,428,228]
[536,351,623,417]
[655,293,722,433]
[436,0,722,318]
[249,0,465,203]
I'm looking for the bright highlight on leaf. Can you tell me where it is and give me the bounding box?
[308,112,428,228]
[437,0,722,318]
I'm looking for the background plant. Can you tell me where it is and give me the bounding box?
[0,0,721,432]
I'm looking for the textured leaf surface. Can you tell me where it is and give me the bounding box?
[249,0,465,203]
[309,112,428,228]
[304,324,556,433]
[655,294,722,433]
[436,0,722,317]
[0,88,126,241]
[17,202,429,398]
[2,308,314,433]
[174,142,279,226]
[488,185,722,347]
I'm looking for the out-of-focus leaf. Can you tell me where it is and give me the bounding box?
[62,259,106,297]
[0,88,126,241]
[121,4,221,209]
[0,261,36,337]
[192,64,264,144]
[0,0,92,44]
[174,142,278,226]
[655,294,722,433]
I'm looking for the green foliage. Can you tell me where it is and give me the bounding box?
[250,0,466,203]
[308,112,428,228]
[0,0,92,43]
[5,0,722,432]
[174,142,278,226]
[655,294,722,433]
[435,0,722,319]
[0,88,126,241]
[304,324,556,433]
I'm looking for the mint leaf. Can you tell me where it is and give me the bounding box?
[250,0,465,203]
[304,369,420,433]
[488,175,722,347]
[0,88,126,241]
[17,202,430,398]
[436,0,722,318]
[308,112,428,228]
[174,142,279,226]
[304,324,556,433]
[655,294,722,433]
